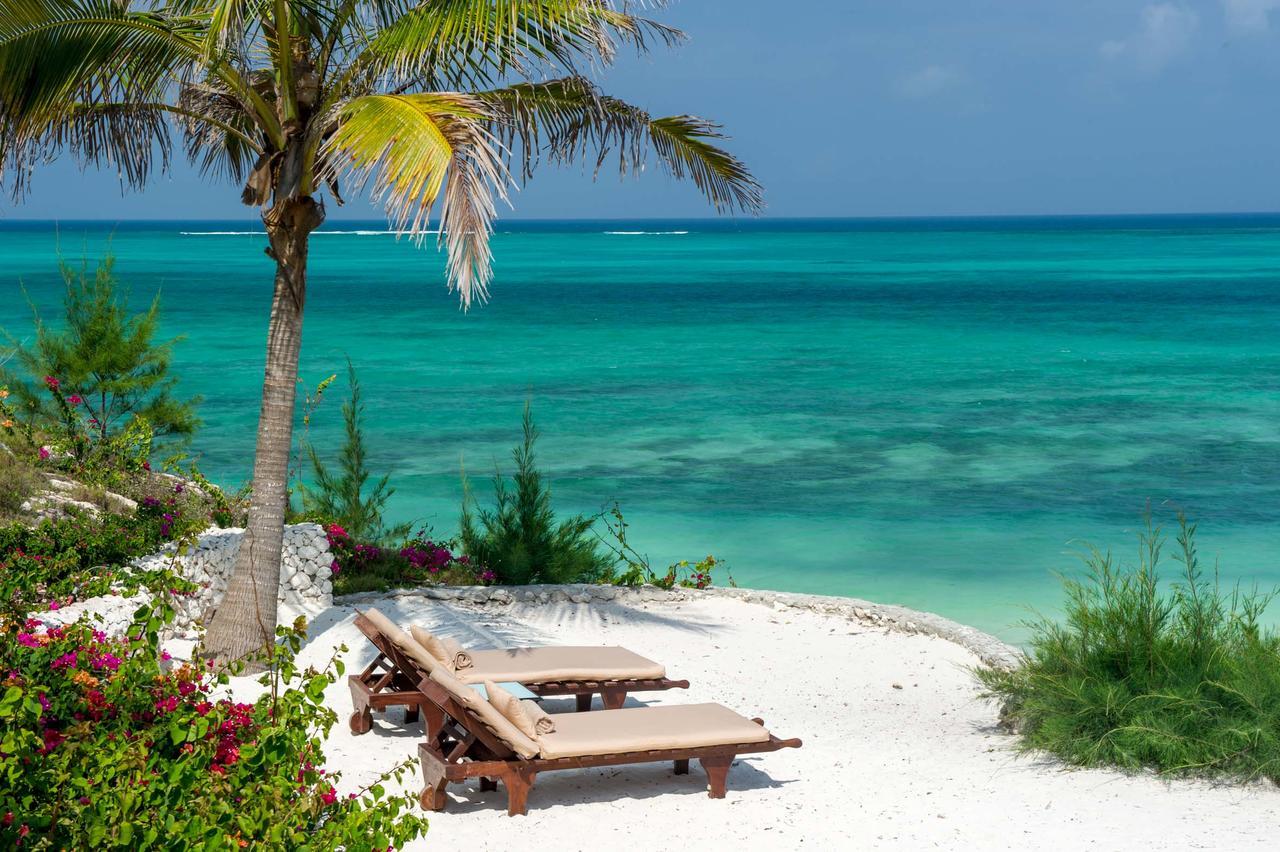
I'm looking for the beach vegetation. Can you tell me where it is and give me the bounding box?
[597,503,730,589]
[461,402,613,585]
[977,516,1280,784]
[0,0,762,665]
[297,362,408,545]
[0,485,210,620]
[0,607,429,849]
[1,255,200,447]
[325,523,492,596]
[0,444,42,520]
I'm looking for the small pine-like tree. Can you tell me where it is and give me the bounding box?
[2,255,200,441]
[300,361,408,543]
[460,402,611,585]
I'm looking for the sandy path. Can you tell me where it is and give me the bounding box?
[233,594,1277,851]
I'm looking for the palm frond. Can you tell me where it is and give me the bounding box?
[320,92,511,306]
[480,76,763,213]
[647,115,762,213]
[336,0,683,101]
[178,81,262,182]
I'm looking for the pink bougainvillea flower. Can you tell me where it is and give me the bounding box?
[66,394,82,405]
[40,728,65,754]
[320,785,338,805]
[91,653,122,672]
[51,651,77,670]
[38,447,50,460]
[43,375,59,390]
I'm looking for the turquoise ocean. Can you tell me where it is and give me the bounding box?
[3,215,1280,641]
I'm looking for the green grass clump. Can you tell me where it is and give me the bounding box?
[0,446,41,519]
[978,516,1280,784]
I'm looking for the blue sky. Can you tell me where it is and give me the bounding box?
[7,0,1280,220]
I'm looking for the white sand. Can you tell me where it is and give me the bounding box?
[231,594,1277,851]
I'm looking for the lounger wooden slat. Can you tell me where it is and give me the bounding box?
[414,674,803,816]
[347,610,691,734]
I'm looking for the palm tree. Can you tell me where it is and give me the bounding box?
[0,0,761,663]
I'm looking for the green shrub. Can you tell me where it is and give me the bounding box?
[460,403,612,585]
[1,255,200,448]
[0,606,429,849]
[0,488,207,620]
[326,524,491,596]
[977,516,1280,783]
[297,362,408,544]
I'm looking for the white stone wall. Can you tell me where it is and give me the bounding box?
[166,522,336,628]
[30,523,336,640]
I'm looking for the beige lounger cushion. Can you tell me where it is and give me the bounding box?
[361,608,441,675]
[429,668,540,759]
[522,699,556,734]
[485,681,539,740]
[409,625,472,672]
[537,703,769,760]
[453,646,665,684]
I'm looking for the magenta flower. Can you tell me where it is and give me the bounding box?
[66,394,82,405]
[40,728,65,754]
[38,447,50,461]
[154,695,179,714]
[43,376,59,390]
[16,633,40,649]
[52,651,78,670]
[91,653,122,672]
[320,786,338,805]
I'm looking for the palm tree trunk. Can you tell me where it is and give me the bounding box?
[204,196,324,665]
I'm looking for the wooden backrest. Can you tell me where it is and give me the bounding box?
[416,675,520,761]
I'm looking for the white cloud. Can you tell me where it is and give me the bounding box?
[1101,3,1199,74]
[1222,0,1280,34]
[894,65,962,99]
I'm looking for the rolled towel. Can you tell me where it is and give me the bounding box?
[410,625,472,672]
[485,681,538,739]
[522,699,556,735]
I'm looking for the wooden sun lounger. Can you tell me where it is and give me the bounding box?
[347,610,690,735]
[414,673,803,816]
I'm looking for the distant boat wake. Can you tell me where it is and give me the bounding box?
[602,230,690,235]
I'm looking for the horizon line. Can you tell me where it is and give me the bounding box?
[3,210,1280,224]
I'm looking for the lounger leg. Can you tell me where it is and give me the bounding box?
[700,756,734,799]
[479,776,499,792]
[674,759,690,775]
[575,692,593,712]
[348,678,374,735]
[503,767,538,817]
[420,779,449,812]
[420,753,450,812]
[600,689,627,710]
